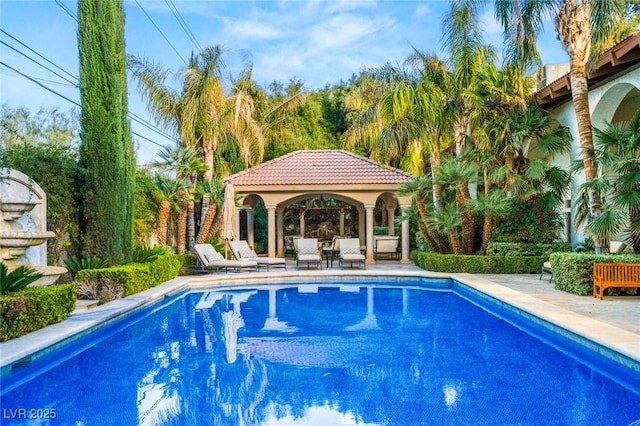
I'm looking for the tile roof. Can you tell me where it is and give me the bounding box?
[226,150,413,186]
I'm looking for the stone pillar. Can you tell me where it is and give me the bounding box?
[246,208,255,249]
[358,207,365,244]
[267,206,276,258]
[386,207,395,235]
[276,207,284,257]
[234,208,241,242]
[339,209,345,236]
[365,205,375,264]
[401,207,411,263]
[300,211,306,237]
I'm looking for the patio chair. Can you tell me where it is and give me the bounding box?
[229,240,287,271]
[539,261,553,282]
[296,238,322,269]
[339,238,365,269]
[373,235,399,259]
[193,244,258,273]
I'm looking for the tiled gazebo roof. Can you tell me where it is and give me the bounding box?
[226,149,412,186]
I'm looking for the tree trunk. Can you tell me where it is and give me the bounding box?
[480,214,492,255]
[187,199,196,251]
[555,0,603,253]
[156,199,170,246]
[177,202,187,254]
[196,202,217,244]
[416,199,449,253]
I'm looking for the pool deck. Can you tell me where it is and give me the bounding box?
[1,259,639,375]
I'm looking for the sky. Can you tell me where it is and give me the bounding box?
[0,0,569,165]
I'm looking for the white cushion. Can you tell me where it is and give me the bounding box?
[341,253,365,261]
[239,249,258,258]
[205,251,224,263]
[298,246,318,255]
[341,246,361,255]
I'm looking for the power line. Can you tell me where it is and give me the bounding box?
[1,31,177,144]
[1,62,167,149]
[54,0,78,22]
[0,29,78,82]
[135,0,187,66]
[0,40,79,87]
[165,0,203,53]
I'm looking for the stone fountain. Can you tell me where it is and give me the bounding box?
[0,168,66,286]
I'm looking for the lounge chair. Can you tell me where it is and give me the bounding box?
[194,244,258,273]
[229,240,287,271]
[296,238,322,269]
[339,238,365,269]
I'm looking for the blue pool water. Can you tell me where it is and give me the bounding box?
[2,281,640,425]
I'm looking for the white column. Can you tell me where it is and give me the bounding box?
[276,207,284,257]
[267,206,276,258]
[246,208,255,249]
[365,205,375,264]
[234,208,241,241]
[401,207,411,263]
[300,211,306,237]
[358,207,365,245]
[386,207,395,235]
[339,209,345,236]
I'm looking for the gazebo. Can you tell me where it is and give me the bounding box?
[225,150,414,264]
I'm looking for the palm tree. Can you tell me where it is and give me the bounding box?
[195,177,224,244]
[469,190,512,254]
[153,174,189,246]
[495,0,628,252]
[152,144,206,253]
[575,110,640,252]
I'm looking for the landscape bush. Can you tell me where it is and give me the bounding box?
[412,251,546,274]
[0,284,76,342]
[550,252,640,296]
[486,242,572,257]
[75,255,181,303]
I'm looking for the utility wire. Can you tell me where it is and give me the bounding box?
[135,0,187,66]
[1,61,167,149]
[165,0,203,53]
[1,29,78,82]
[1,32,177,144]
[54,0,78,23]
[0,40,78,87]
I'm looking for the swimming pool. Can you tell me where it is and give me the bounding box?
[2,279,639,425]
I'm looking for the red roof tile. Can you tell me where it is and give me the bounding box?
[226,150,413,186]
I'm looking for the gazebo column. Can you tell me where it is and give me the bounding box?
[400,207,411,263]
[234,209,241,241]
[365,205,375,264]
[358,207,365,244]
[276,207,284,257]
[300,211,306,237]
[386,206,395,235]
[246,208,255,249]
[339,209,345,236]
[267,205,276,258]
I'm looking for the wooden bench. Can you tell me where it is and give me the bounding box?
[593,263,640,299]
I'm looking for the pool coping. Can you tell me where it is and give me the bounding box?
[1,269,639,375]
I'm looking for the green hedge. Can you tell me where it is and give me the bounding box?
[486,242,572,257]
[413,251,546,274]
[550,252,640,296]
[75,254,181,302]
[0,284,76,342]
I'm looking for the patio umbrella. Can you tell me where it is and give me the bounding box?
[220,183,236,258]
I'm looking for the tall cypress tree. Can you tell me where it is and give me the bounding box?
[77,0,135,263]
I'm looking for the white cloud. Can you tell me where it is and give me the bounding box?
[414,4,431,17]
[223,17,282,40]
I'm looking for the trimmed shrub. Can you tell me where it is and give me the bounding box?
[413,251,546,274]
[550,252,640,296]
[0,284,76,342]
[486,242,572,257]
[75,255,181,302]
